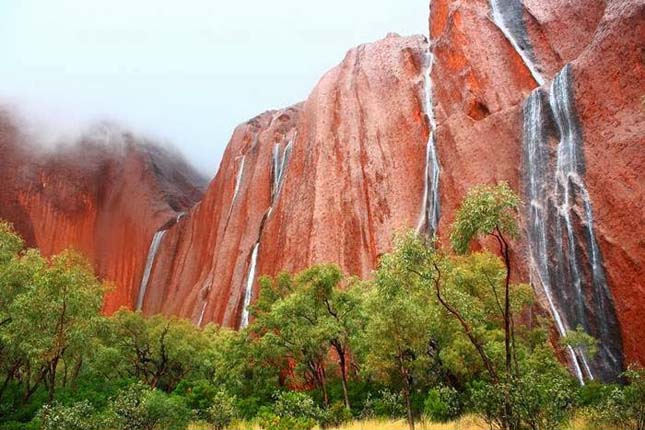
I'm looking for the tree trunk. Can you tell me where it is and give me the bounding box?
[403,384,415,430]
[332,341,351,410]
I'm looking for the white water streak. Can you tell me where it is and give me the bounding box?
[524,90,585,383]
[240,243,259,328]
[417,49,441,235]
[489,0,545,86]
[136,230,167,311]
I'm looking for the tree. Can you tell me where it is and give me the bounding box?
[250,265,364,410]
[206,389,238,430]
[0,221,106,406]
[105,383,190,430]
[361,238,438,430]
[95,310,212,392]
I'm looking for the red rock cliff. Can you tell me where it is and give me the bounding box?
[142,1,642,380]
[1,0,641,382]
[0,117,206,313]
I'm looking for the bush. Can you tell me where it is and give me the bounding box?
[468,370,577,430]
[320,401,352,428]
[206,389,238,430]
[361,389,406,419]
[581,367,644,430]
[38,400,100,430]
[105,383,190,430]
[424,386,462,423]
[257,391,321,430]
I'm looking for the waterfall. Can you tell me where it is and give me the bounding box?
[232,155,246,203]
[136,229,167,311]
[239,243,259,329]
[522,64,624,382]
[489,0,545,85]
[523,88,586,383]
[239,133,295,328]
[197,300,207,327]
[417,49,441,235]
[271,136,294,203]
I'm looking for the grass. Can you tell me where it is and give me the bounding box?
[189,416,489,430]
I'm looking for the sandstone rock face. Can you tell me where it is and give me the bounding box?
[0,0,641,382]
[0,118,206,313]
[428,0,643,379]
[143,35,431,328]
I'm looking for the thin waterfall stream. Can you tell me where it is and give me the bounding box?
[489,0,545,85]
[238,134,295,328]
[417,47,441,236]
[136,230,167,311]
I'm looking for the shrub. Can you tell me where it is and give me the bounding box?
[105,383,190,430]
[320,401,352,428]
[364,389,406,419]
[581,367,644,430]
[206,389,238,430]
[424,386,462,423]
[257,391,321,430]
[38,400,100,430]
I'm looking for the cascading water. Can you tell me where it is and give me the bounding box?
[489,0,545,86]
[417,48,441,236]
[271,136,294,203]
[523,88,586,383]
[136,229,167,311]
[522,64,624,382]
[232,156,246,203]
[239,243,259,328]
[239,133,296,328]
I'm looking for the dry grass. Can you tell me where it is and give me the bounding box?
[322,416,487,430]
[189,416,488,430]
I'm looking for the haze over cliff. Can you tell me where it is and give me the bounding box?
[0,0,642,384]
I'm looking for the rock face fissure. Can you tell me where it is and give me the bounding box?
[523,64,624,382]
[239,242,260,328]
[417,49,441,236]
[136,229,168,311]
[489,0,545,85]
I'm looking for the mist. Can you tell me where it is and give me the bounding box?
[0,0,429,177]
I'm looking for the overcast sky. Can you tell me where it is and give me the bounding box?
[0,1,428,176]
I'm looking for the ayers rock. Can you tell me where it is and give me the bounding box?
[0,0,642,382]
[0,115,206,313]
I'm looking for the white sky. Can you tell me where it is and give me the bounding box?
[0,0,429,175]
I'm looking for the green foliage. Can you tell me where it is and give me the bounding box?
[320,401,352,428]
[581,366,644,430]
[0,222,106,424]
[38,400,100,430]
[206,389,238,430]
[95,310,214,392]
[105,383,190,430]
[561,325,599,359]
[251,265,364,409]
[360,390,406,419]
[258,391,321,430]
[450,182,521,254]
[424,386,462,423]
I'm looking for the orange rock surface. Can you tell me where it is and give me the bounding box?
[0,118,205,313]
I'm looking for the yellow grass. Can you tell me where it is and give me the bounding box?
[322,416,488,430]
[189,416,489,430]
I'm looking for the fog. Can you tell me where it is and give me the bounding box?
[0,1,429,176]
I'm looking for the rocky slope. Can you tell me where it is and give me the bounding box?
[427,0,643,380]
[140,1,642,381]
[0,0,641,382]
[142,35,430,327]
[0,116,206,313]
